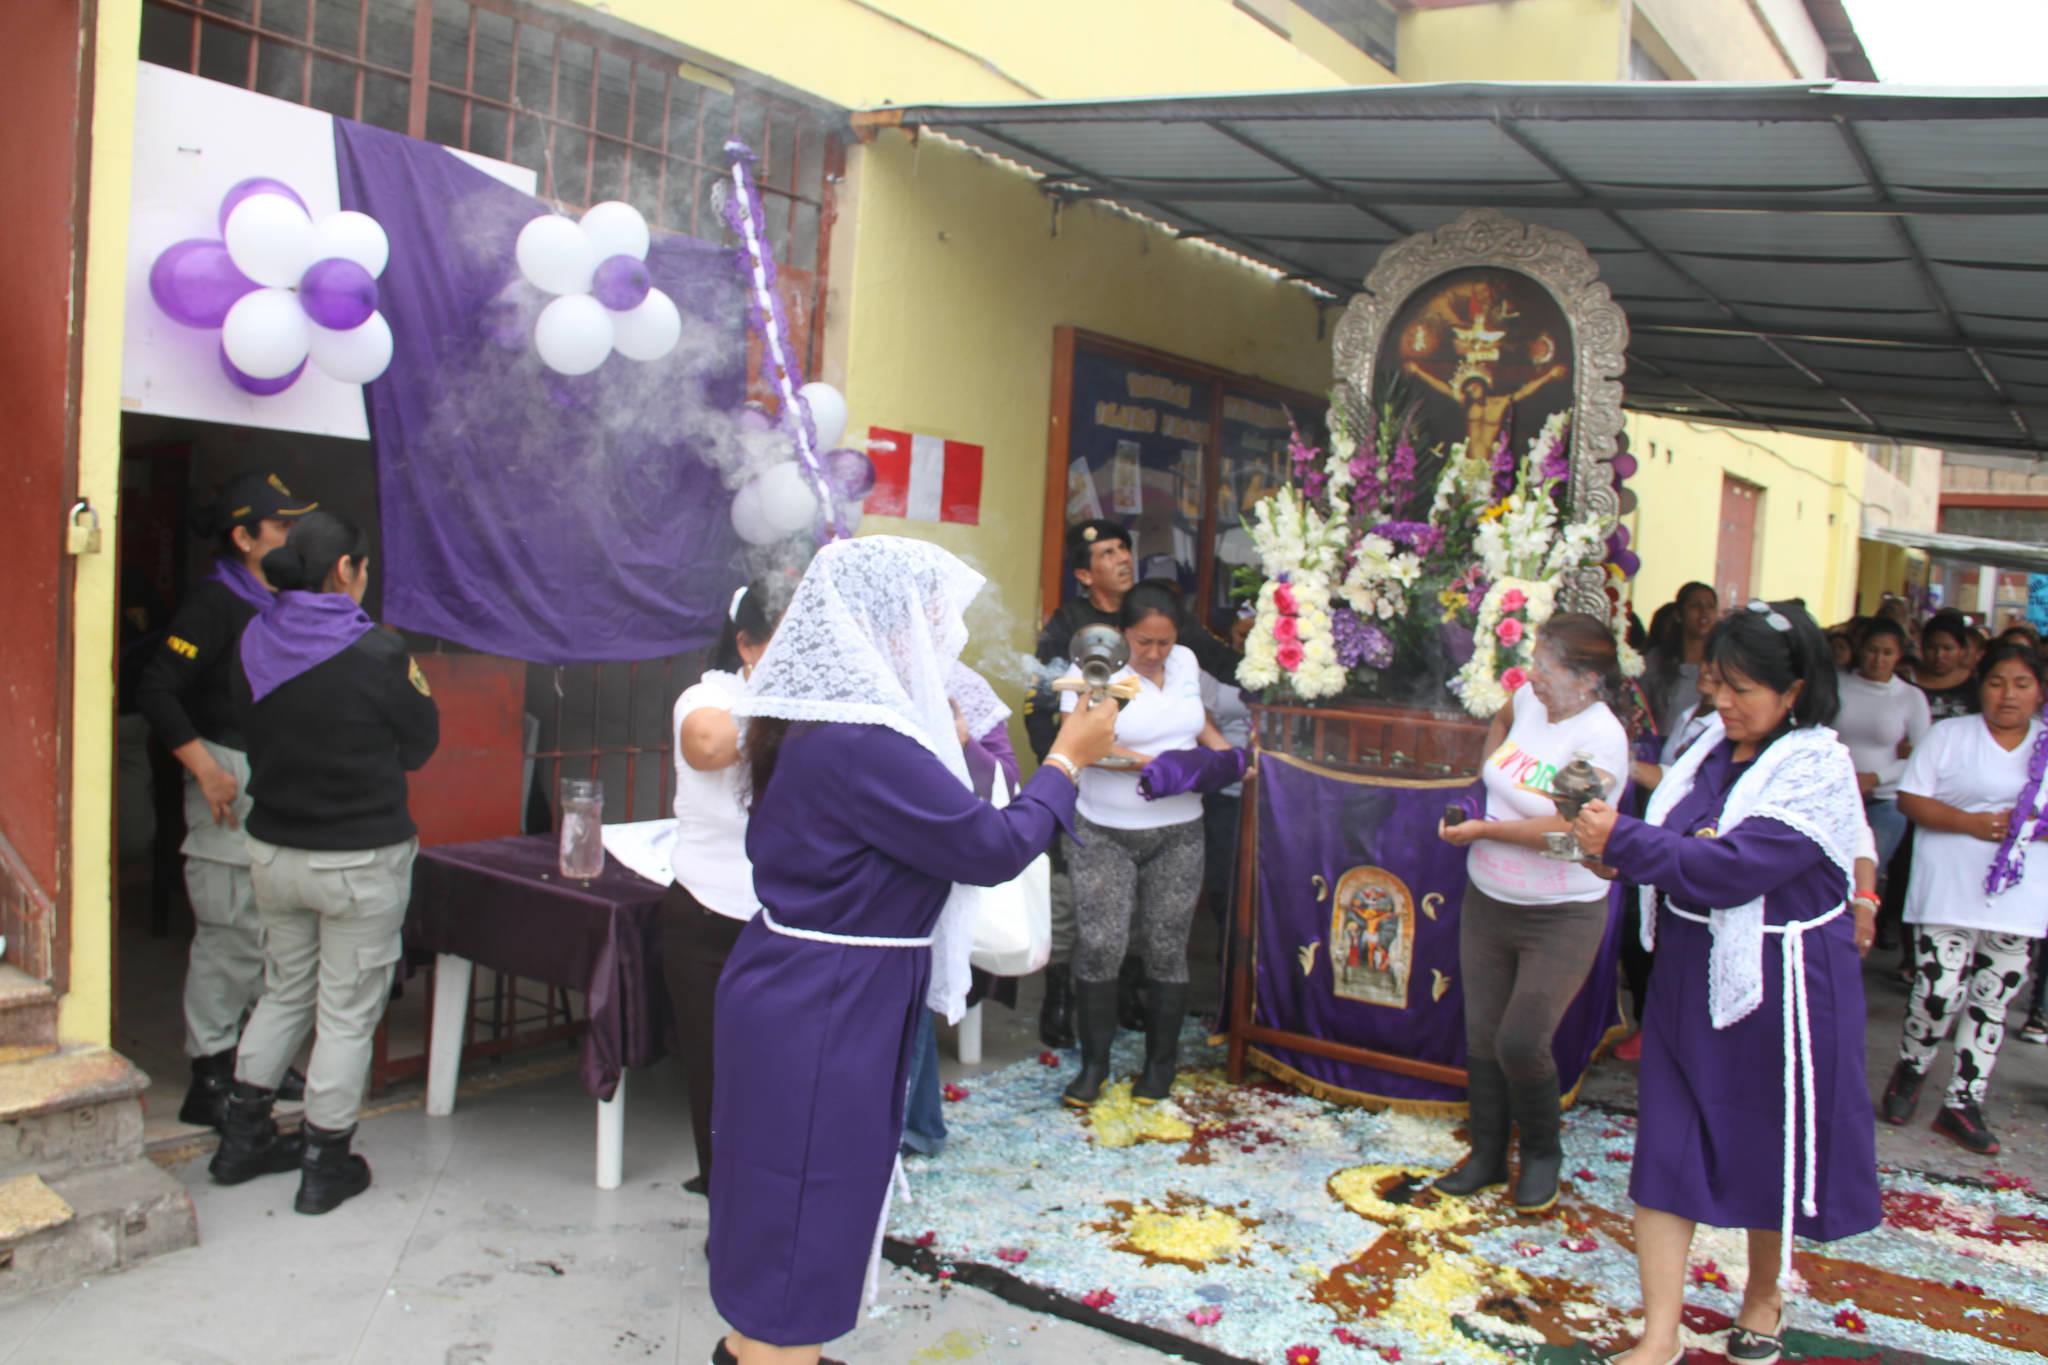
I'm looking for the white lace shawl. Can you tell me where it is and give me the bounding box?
[948,662,1012,741]
[1638,715,1862,1028]
[732,536,987,1023]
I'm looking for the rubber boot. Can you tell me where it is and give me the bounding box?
[1038,963,1077,1050]
[1509,1075,1565,1214]
[1132,981,1190,1103]
[295,1121,372,1215]
[179,1049,236,1130]
[1434,1059,1511,1196]
[1061,979,1119,1108]
[207,1082,303,1185]
[1116,955,1146,1032]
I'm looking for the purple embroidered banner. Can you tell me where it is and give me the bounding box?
[332,119,747,664]
[1242,753,1622,1106]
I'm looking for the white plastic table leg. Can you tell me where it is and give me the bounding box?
[596,1070,625,1190]
[955,1002,983,1067]
[425,953,473,1118]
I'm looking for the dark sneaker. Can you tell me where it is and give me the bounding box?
[1879,1060,1924,1126]
[1932,1099,2000,1156]
[2019,1013,2048,1046]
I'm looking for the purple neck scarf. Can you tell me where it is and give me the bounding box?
[208,557,275,612]
[241,591,376,703]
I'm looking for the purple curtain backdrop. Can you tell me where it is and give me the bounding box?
[1240,755,1622,1106]
[333,119,746,664]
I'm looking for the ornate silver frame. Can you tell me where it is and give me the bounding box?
[1332,209,1630,614]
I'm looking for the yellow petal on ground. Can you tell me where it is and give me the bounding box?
[1085,1081,1195,1148]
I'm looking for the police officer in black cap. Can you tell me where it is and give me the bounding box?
[137,472,318,1130]
[1023,518,1242,1046]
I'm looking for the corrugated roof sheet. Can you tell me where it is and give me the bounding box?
[858,82,2048,456]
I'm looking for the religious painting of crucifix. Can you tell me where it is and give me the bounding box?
[1371,265,1575,471]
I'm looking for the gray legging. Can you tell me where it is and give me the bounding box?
[1459,882,1609,1087]
[1066,813,1205,984]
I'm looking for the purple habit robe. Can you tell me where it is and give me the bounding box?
[1603,739,1881,1241]
[708,723,1075,1345]
[963,720,1020,799]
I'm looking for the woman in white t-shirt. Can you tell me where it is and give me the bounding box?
[1878,642,2048,1158]
[1058,581,1231,1109]
[1835,616,1932,869]
[1434,612,1630,1214]
[663,576,790,1196]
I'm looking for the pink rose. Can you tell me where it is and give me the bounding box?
[1273,616,1300,643]
[1273,583,1299,615]
[1501,667,1528,692]
[1276,641,1305,672]
[1496,617,1524,646]
[1500,588,1527,612]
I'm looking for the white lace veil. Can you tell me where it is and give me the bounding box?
[732,535,987,1022]
[948,662,1012,740]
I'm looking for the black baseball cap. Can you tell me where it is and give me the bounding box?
[210,472,317,533]
[1066,518,1132,554]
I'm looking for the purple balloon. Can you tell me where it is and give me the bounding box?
[737,403,775,434]
[149,239,257,328]
[1611,548,1642,578]
[1611,451,1639,482]
[1606,525,1631,554]
[218,177,308,235]
[825,446,876,501]
[298,257,379,331]
[220,343,304,396]
[591,254,652,312]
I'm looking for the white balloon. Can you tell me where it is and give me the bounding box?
[729,482,778,546]
[312,211,390,278]
[610,288,681,362]
[223,194,319,289]
[755,461,821,537]
[307,312,393,384]
[579,200,651,262]
[534,294,614,376]
[797,382,848,452]
[515,214,597,296]
[221,287,311,380]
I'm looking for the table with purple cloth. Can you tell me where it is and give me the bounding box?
[407,834,674,1187]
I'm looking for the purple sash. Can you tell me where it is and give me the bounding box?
[241,591,375,703]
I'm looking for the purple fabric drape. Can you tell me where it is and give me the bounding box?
[1242,755,1621,1106]
[240,591,375,701]
[332,119,747,664]
[1139,746,1248,800]
[406,834,673,1100]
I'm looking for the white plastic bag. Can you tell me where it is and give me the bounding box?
[969,774,1052,976]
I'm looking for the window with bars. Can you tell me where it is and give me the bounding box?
[139,0,842,825]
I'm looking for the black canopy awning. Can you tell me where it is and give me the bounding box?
[857,82,2048,457]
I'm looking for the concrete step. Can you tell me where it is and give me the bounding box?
[0,1160,196,1297]
[0,968,57,1059]
[0,1046,148,1184]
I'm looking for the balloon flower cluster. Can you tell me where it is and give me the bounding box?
[727,385,879,546]
[514,201,682,375]
[149,178,393,394]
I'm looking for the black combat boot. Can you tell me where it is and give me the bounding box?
[1061,979,1119,1108]
[179,1050,236,1130]
[1434,1059,1512,1197]
[1038,962,1077,1050]
[1132,981,1190,1103]
[1509,1076,1565,1214]
[207,1082,303,1184]
[295,1122,372,1215]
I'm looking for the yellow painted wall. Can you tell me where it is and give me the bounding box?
[1623,412,1866,629]
[62,0,141,1043]
[1397,0,1629,83]
[593,0,1390,108]
[833,131,1332,670]
[1633,0,1813,82]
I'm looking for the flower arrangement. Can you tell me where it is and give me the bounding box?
[1235,392,1639,717]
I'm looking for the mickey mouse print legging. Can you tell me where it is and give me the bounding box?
[1899,926,2038,1104]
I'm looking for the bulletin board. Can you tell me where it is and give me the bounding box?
[1040,328,1324,630]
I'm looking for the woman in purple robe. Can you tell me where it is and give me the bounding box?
[1573,600,1879,1365]
[707,537,1118,1365]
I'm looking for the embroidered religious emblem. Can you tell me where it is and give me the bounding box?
[408,657,432,697]
[1328,866,1416,1009]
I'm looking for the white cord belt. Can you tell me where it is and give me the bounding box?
[758,906,933,949]
[1666,899,1846,1286]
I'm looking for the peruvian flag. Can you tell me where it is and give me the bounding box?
[866,427,984,525]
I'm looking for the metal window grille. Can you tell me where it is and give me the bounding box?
[140,0,843,827]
